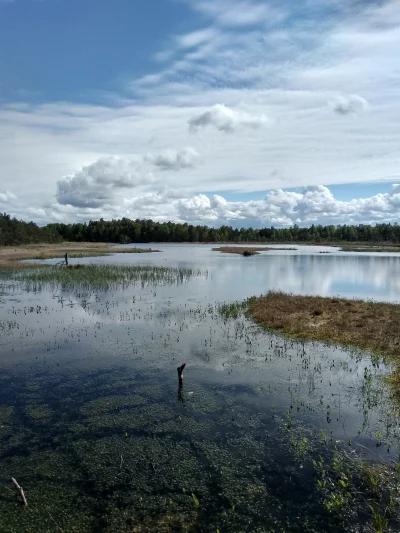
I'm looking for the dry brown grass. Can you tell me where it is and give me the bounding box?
[249,291,400,397]
[212,246,296,255]
[0,242,159,268]
[340,245,400,253]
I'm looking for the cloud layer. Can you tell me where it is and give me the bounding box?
[5,181,399,228]
[175,184,400,225]
[1,0,400,228]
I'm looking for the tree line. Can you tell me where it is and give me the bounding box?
[1,212,399,246]
[0,213,61,246]
[49,218,400,244]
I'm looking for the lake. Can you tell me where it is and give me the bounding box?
[0,244,399,532]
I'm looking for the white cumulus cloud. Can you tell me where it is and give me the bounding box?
[171,184,400,226]
[188,104,268,133]
[56,157,155,208]
[8,183,400,227]
[144,147,200,170]
[56,148,201,209]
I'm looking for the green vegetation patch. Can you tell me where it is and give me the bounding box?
[1,264,206,291]
[279,414,400,531]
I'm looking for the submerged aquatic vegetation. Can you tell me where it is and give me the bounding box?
[318,447,400,531]
[0,362,361,533]
[280,414,400,532]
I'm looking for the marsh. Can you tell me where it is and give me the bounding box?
[0,244,399,532]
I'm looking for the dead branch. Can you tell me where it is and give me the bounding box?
[11,477,27,506]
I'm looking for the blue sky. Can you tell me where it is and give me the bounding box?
[0,0,193,102]
[0,0,400,226]
[0,0,333,102]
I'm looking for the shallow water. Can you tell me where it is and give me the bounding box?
[1,245,400,532]
[33,243,400,302]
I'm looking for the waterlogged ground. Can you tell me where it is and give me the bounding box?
[0,246,400,532]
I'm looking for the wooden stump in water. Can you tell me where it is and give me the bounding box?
[177,363,186,382]
[177,363,186,404]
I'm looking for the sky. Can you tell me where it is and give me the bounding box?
[0,0,400,228]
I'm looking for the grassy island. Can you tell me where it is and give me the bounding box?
[250,292,400,397]
[212,246,297,255]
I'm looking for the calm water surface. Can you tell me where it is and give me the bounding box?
[0,245,399,532]
[113,243,400,302]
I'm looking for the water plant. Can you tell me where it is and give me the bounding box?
[0,264,207,292]
[191,493,200,508]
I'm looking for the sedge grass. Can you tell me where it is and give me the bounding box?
[252,292,400,401]
[0,264,206,291]
[219,291,400,400]
[248,291,400,358]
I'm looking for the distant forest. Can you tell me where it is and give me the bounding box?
[1,212,400,246]
[0,213,61,246]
